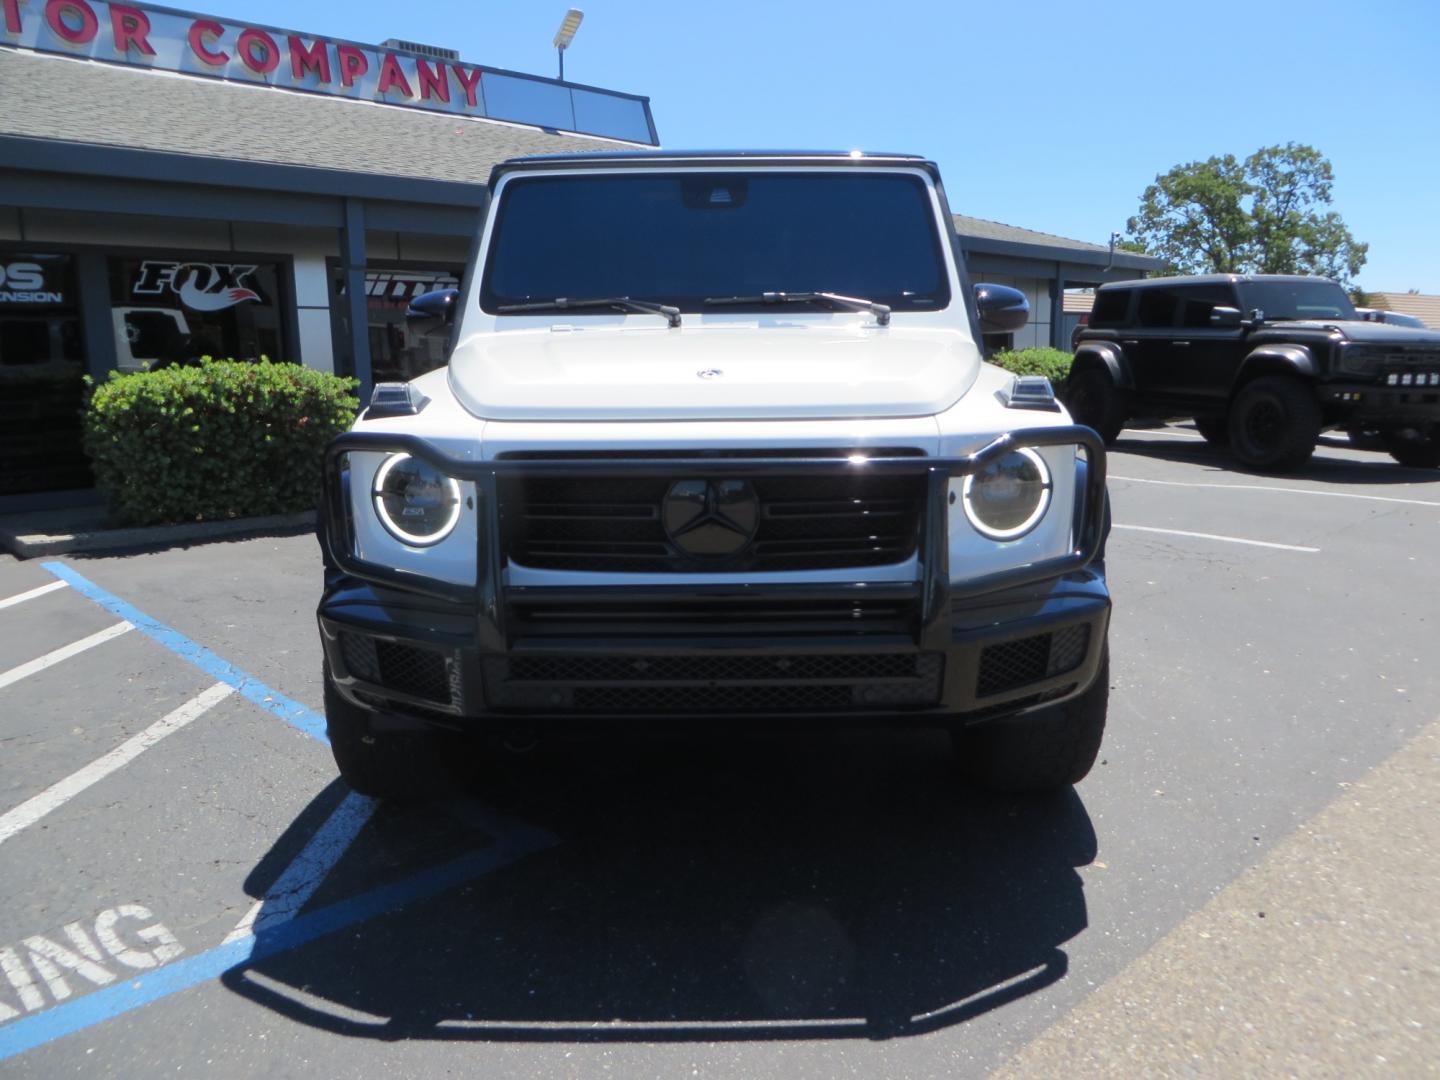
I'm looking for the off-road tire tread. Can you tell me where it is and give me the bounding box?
[1386,434,1440,469]
[1063,368,1127,446]
[1194,416,1229,446]
[1228,376,1320,472]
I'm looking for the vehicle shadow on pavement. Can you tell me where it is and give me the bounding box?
[222,730,1096,1042]
[1113,434,1440,486]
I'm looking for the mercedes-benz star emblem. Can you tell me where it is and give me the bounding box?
[663,479,759,556]
[696,368,724,379]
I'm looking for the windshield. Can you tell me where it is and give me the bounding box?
[1240,280,1356,321]
[480,171,950,314]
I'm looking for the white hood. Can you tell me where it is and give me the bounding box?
[446,323,981,422]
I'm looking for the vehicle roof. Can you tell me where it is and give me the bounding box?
[494,149,939,179]
[1097,273,1341,291]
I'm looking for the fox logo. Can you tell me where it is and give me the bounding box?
[132,262,261,312]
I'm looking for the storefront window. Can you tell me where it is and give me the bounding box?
[106,256,287,369]
[0,253,90,495]
[332,265,461,383]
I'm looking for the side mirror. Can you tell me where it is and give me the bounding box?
[1209,305,1243,328]
[973,283,1029,333]
[405,288,459,328]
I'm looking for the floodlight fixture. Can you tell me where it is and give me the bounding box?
[553,8,584,79]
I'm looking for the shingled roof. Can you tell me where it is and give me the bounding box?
[953,214,1163,272]
[0,47,638,183]
[1364,292,1440,330]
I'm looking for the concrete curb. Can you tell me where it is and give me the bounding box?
[0,511,316,558]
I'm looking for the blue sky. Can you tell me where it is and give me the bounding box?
[199,0,1440,293]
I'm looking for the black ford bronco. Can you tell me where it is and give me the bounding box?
[1064,274,1440,471]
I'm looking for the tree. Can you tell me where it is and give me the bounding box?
[1125,143,1367,285]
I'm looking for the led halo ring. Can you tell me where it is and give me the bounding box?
[961,446,1053,541]
[371,452,463,547]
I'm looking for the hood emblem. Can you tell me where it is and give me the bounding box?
[663,479,758,557]
[696,368,724,379]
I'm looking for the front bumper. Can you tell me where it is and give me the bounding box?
[317,427,1110,731]
[1319,380,1440,425]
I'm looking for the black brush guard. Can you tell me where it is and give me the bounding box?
[319,426,1107,659]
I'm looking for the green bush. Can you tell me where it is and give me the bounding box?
[988,347,1073,383]
[83,359,359,525]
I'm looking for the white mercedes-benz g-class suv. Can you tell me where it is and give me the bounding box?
[317,151,1111,798]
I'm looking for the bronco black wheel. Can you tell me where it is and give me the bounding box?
[1193,416,1229,446]
[1062,368,1127,446]
[1385,429,1440,469]
[1228,376,1320,472]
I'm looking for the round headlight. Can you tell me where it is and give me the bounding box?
[962,447,1052,540]
[372,453,462,546]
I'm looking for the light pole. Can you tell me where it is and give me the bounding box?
[553,8,584,81]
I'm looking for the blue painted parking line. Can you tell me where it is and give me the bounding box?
[40,561,328,744]
[5,560,558,1063]
[0,823,558,1062]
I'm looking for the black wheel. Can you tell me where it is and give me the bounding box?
[323,666,435,800]
[1062,368,1127,446]
[1385,429,1440,469]
[1228,376,1321,472]
[954,646,1109,793]
[1193,416,1229,446]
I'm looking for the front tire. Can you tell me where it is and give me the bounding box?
[1063,368,1127,446]
[324,666,434,800]
[1386,428,1440,469]
[955,647,1109,792]
[1228,376,1320,472]
[1194,415,1229,446]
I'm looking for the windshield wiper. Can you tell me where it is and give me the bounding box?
[703,291,891,326]
[496,296,681,327]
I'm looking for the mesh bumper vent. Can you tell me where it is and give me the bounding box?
[976,624,1090,698]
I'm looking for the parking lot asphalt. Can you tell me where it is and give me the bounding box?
[1,426,1437,1079]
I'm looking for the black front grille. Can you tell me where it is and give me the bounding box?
[574,684,857,713]
[498,459,926,573]
[484,652,943,713]
[976,624,1091,698]
[508,653,923,683]
[507,591,919,639]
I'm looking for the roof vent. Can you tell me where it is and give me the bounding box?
[380,39,460,62]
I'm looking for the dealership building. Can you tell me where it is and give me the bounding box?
[0,0,1158,507]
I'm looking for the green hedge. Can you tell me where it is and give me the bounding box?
[988,347,1073,384]
[83,359,359,525]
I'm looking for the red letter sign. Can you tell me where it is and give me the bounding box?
[287,35,331,82]
[376,52,412,97]
[237,28,279,74]
[187,19,228,65]
[336,44,367,87]
[110,5,156,56]
[44,0,98,44]
[4,0,23,34]
[415,58,449,103]
[451,65,482,109]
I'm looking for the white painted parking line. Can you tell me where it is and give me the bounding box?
[0,581,68,612]
[223,791,377,944]
[0,683,235,847]
[1111,474,1440,508]
[1122,427,1205,440]
[1112,524,1320,553]
[0,622,135,693]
